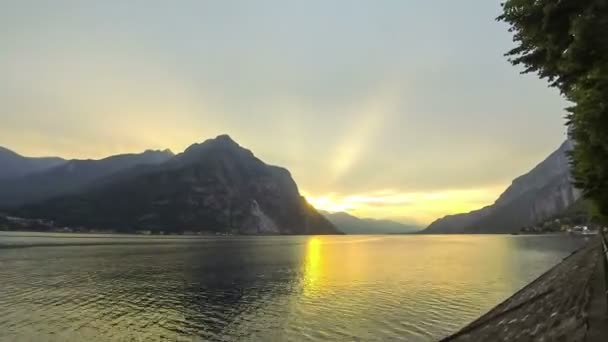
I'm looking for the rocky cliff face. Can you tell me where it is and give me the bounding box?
[18,135,340,235]
[424,140,580,234]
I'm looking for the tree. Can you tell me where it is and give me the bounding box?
[498,0,608,220]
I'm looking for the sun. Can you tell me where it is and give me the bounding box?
[305,195,355,213]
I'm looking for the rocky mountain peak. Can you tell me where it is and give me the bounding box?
[213,134,238,144]
[11,135,340,235]
[178,134,257,167]
[143,149,174,157]
[198,134,240,149]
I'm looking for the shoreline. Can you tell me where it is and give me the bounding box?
[441,238,604,341]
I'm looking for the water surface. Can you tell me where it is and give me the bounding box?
[0,233,589,341]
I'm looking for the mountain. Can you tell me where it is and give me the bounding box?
[0,146,66,180]
[322,211,421,234]
[16,135,340,235]
[423,139,581,234]
[0,149,174,207]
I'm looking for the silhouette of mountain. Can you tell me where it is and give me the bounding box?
[17,135,340,235]
[0,149,174,207]
[0,146,65,180]
[322,211,421,234]
[423,140,580,234]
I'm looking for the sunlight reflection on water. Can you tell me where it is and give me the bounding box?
[0,232,589,341]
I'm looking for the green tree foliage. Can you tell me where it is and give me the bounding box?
[498,0,608,220]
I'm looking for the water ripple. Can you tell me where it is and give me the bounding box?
[0,232,587,341]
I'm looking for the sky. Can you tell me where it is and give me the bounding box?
[0,1,569,225]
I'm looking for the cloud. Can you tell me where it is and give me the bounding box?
[0,0,568,223]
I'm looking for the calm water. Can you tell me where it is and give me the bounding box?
[0,232,589,341]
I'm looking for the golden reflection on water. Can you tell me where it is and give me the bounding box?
[303,237,322,295]
[299,235,523,315]
[0,233,585,341]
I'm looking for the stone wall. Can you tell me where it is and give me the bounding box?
[442,240,601,341]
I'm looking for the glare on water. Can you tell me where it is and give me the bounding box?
[0,232,588,341]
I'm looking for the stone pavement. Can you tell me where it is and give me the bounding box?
[441,240,604,342]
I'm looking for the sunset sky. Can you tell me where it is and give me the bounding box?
[0,1,569,225]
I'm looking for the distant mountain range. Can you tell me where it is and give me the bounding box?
[0,149,174,207]
[423,139,581,234]
[0,147,66,180]
[1,135,340,235]
[322,211,421,234]
[2,135,578,235]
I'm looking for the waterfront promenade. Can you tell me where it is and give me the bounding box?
[441,238,607,341]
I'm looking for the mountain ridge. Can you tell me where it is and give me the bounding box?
[0,149,175,207]
[14,135,340,235]
[322,211,421,234]
[0,146,66,180]
[423,140,580,234]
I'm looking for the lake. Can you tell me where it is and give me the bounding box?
[0,232,590,341]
